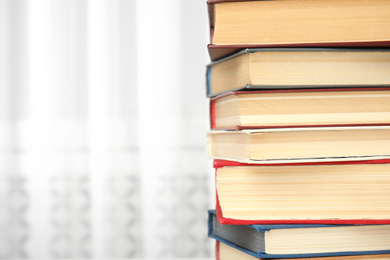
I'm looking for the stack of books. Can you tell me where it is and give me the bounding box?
[205,0,390,259]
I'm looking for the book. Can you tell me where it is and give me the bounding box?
[208,210,390,258]
[215,240,390,260]
[210,88,390,130]
[207,0,390,61]
[206,49,390,97]
[207,126,390,164]
[213,159,390,224]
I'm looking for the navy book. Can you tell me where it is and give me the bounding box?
[208,210,390,259]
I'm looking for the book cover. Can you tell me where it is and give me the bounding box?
[215,240,390,260]
[213,159,390,225]
[209,88,390,130]
[206,48,390,97]
[208,210,390,258]
[207,126,390,164]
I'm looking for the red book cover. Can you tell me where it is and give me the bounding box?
[207,0,390,61]
[213,158,390,169]
[210,98,216,130]
[214,158,390,225]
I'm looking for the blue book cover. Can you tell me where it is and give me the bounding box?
[208,210,390,259]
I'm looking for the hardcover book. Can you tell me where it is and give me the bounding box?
[215,240,390,260]
[213,159,390,224]
[208,210,390,258]
[207,0,390,60]
[206,49,390,97]
[207,126,390,164]
[210,88,390,130]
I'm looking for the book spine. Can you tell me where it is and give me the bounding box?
[206,66,212,97]
[210,99,216,129]
[208,4,215,43]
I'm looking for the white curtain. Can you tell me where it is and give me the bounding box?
[0,0,211,258]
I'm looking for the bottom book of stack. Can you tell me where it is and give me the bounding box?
[208,211,390,259]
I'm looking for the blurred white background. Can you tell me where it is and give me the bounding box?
[0,0,212,258]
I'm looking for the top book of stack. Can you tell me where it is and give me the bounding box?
[207,0,390,61]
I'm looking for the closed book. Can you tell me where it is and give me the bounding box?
[210,88,390,130]
[213,159,390,225]
[215,240,390,260]
[208,210,390,258]
[207,0,390,61]
[207,126,390,164]
[206,49,390,97]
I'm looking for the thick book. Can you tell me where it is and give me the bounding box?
[210,88,390,130]
[207,0,390,61]
[208,210,390,258]
[215,240,390,260]
[207,126,390,164]
[206,49,390,97]
[213,159,390,224]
